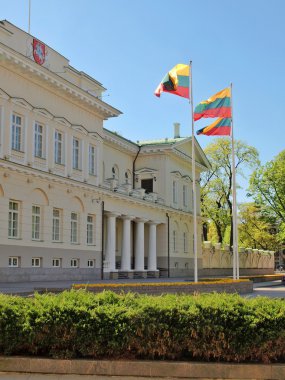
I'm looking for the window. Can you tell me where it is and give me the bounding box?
[183,232,188,252]
[54,130,63,164]
[11,114,22,151]
[173,181,177,203]
[52,208,61,242]
[183,185,188,207]
[72,138,80,169]
[9,257,19,267]
[71,212,79,243]
[70,259,79,268]
[8,200,20,238]
[34,122,44,158]
[112,165,119,179]
[52,258,61,267]
[87,215,95,245]
[32,205,41,240]
[141,179,153,194]
[173,230,177,252]
[32,257,41,267]
[89,145,96,175]
[87,259,95,268]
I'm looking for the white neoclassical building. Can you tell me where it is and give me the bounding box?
[0,20,210,282]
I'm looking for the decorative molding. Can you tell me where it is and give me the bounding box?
[103,130,138,154]
[0,45,121,119]
[54,117,71,128]
[72,125,88,135]
[88,132,103,141]
[0,160,194,218]
[135,167,158,175]
[11,97,33,111]
[171,170,183,179]
[33,108,54,120]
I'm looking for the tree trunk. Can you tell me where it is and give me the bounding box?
[202,223,208,241]
[230,216,233,250]
[214,221,224,243]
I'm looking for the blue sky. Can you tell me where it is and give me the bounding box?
[1,0,284,200]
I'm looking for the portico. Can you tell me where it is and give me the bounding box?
[104,212,160,278]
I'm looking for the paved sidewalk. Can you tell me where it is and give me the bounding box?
[0,277,195,295]
[0,277,282,297]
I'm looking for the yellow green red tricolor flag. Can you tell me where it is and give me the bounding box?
[196,117,231,136]
[194,87,231,121]
[154,64,189,99]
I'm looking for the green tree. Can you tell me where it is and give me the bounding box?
[238,203,278,250]
[249,150,285,242]
[201,138,259,246]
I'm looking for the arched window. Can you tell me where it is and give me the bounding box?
[125,169,132,184]
[112,164,119,180]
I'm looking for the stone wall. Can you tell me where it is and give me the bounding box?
[202,241,275,275]
[0,357,284,379]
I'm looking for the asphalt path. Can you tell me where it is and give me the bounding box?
[245,280,285,298]
[0,278,284,298]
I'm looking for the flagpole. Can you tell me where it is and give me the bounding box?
[190,61,198,282]
[230,83,239,279]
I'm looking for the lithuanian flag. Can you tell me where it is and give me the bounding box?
[154,64,189,99]
[194,87,231,121]
[197,118,231,136]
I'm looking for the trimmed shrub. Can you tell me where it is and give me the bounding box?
[0,290,285,363]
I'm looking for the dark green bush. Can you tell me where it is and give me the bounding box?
[0,290,285,363]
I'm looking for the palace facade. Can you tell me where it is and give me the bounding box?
[0,20,210,282]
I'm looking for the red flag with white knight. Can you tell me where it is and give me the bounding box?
[33,39,46,65]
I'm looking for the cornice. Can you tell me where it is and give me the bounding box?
[139,146,206,171]
[140,145,172,154]
[103,130,138,154]
[0,160,194,217]
[0,43,121,119]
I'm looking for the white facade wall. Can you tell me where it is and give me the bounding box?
[0,20,209,281]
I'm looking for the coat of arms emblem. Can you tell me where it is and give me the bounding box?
[32,39,46,65]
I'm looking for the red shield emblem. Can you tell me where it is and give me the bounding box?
[33,39,46,65]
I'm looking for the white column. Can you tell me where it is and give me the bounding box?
[105,212,119,271]
[121,215,134,271]
[148,222,158,271]
[135,218,147,271]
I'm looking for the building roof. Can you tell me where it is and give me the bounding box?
[138,137,187,146]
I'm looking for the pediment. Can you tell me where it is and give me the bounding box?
[173,137,211,170]
[33,108,54,120]
[11,97,33,111]
[171,170,183,179]
[89,132,103,141]
[135,167,158,175]
[54,117,71,128]
[72,125,88,135]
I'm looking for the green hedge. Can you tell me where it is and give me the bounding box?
[0,290,285,362]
